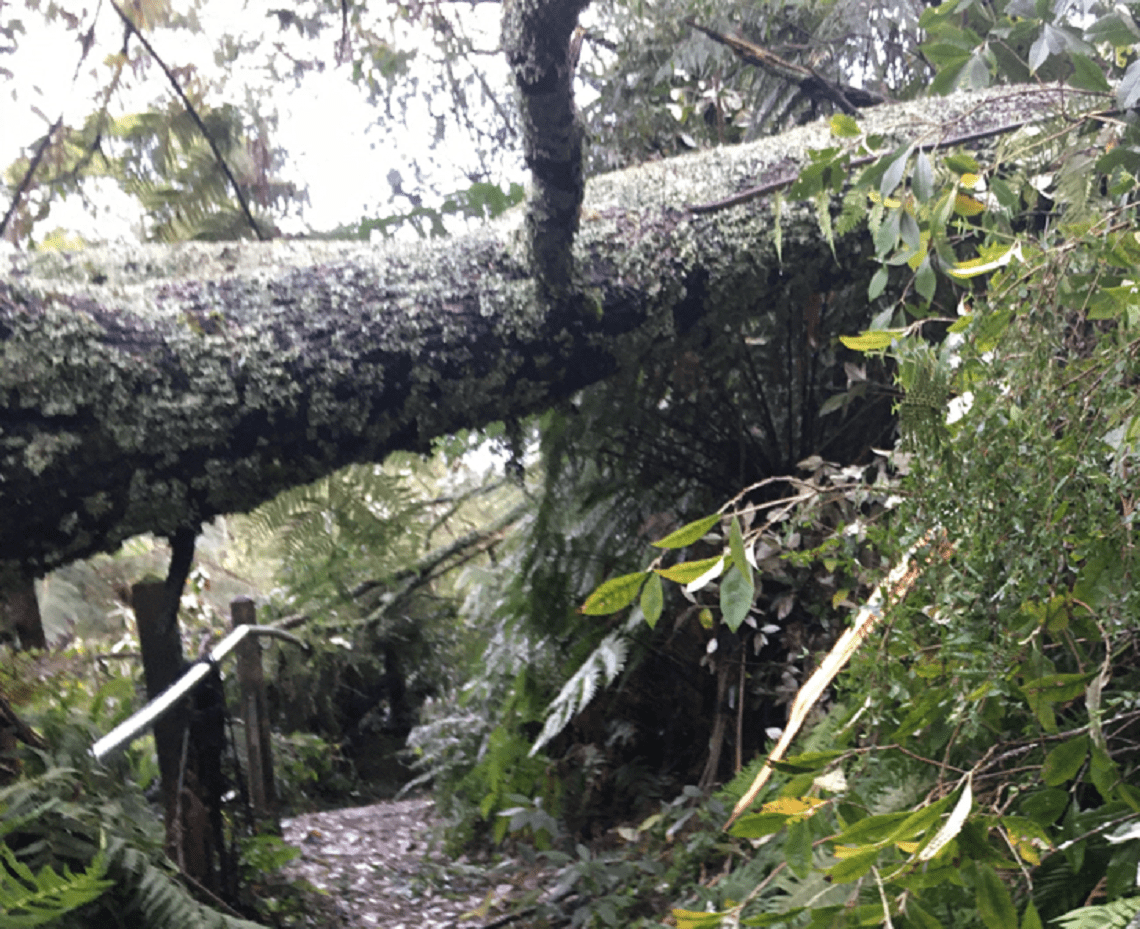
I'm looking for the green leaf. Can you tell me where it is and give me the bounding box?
[890,793,955,844]
[1086,11,1140,45]
[742,909,807,927]
[673,908,730,929]
[1042,736,1088,786]
[1019,788,1068,826]
[930,58,971,95]
[0,841,113,928]
[900,209,921,253]
[729,518,753,588]
[1020,672,1095,704]
[945,153,980,175]
[657,556,724,584]
[875,207,901,257]
[974,308,1012,352]
[827,845,880,883]
[772,750,847,773]
[772,191,783,263]
[579,572,648,615]
[730,812,792,839]
[868,266,889,301]
[1021,899,1043,929]
[640,572,663,628]
[921,42,973,71]
[947,313,973,334]
[720,566,754,632]
[904,899,945,929]
[1027,29,1049,74]
[914,254,937,303]
[975,862,1017,929]
[785,818,814,878]
[830,113,861,138]
[833,811,911,846]
[1069,54,1110,92]
[1118,59,1140,109]
[881,145,914,198]
[789,161,827,200]
[913,150,935,202]
[653,514,720,549]
[840,329,904,352]
[1089,742,1121,799]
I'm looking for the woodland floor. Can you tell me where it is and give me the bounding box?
[278,797,553,929]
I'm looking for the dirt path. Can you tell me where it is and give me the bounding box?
[280,798,546,929]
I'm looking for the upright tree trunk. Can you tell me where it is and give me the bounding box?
[0,577,45,650]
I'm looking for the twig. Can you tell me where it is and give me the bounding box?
[688,100,1110,216]
[0,117,62,241]
[465,906,537,929]
[687,21,886,116]
[108,0,267,240]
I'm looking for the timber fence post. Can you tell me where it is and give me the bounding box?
[231,596,275,815]
[133,581,187,848]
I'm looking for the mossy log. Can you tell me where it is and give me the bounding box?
[0,84,1079,577]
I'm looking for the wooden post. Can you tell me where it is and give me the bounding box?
[133,580,186,818]
[134,579,216,890]
[231,597,274,814]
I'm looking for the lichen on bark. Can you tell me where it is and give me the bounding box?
[0,85,1082,576]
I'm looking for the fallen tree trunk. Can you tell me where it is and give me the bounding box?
[0,84,1087,577]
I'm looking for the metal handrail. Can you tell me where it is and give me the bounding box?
[90,624,308,763]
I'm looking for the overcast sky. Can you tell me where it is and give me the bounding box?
[1,0,522,241]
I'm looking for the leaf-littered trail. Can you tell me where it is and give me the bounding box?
[279,797,551,929]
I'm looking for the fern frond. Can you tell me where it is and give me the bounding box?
[529,632,629,756]
[1053,896,1140,929]
[0,839,113,928]
[108,840,267,929]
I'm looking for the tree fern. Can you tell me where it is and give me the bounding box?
[238,462,420,568]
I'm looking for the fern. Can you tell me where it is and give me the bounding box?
[1053,896,1140,929]
[236,462,421,573]
[834,187,868,238]
[529,632,629,755]
[106,840,268,929]
[0,838,113,928]
[1,767,267,929]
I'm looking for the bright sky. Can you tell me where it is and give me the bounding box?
[0,0,521,241]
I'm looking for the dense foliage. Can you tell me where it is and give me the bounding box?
[518,3,1140,924]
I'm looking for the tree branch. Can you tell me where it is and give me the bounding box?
[502,0,589,292]
[109,0,268,241]
[0,118,63,242]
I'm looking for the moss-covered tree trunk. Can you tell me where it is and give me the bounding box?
[0,85,1077,578]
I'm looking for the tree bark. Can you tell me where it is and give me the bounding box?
[502,0,589,289]
[0,84,1086,578]
[0,576,45,649]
